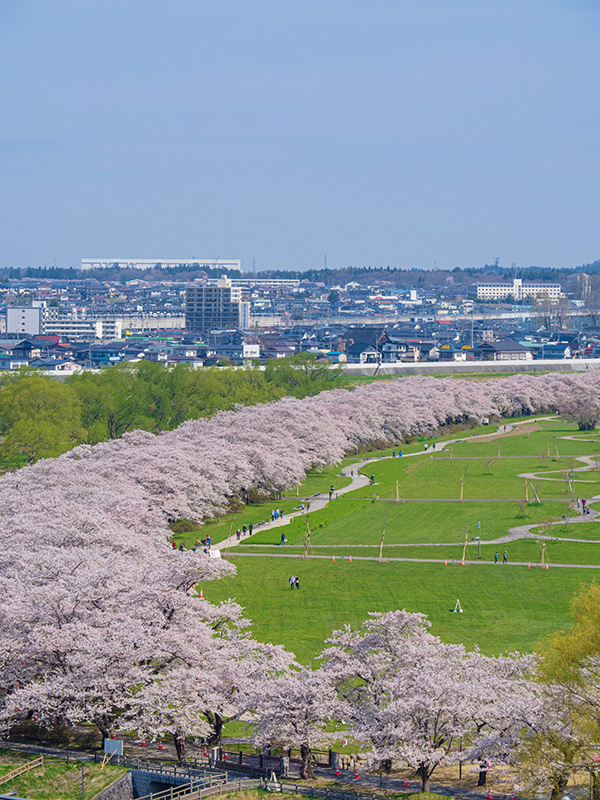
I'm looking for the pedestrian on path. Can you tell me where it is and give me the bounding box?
[249,523,253,535]
[494,552,498,563]
[271,509,275,521]
[289,575,295,590]
[236,529,241,541]
[503,551,508,563]
[295,575,300,590]
[393,450,396,458]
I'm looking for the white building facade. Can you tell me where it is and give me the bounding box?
[476,278,562,302]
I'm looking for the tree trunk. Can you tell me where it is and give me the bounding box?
[173,731,187,766]
[550,776,570,800]
[94,715,114,742]
[589,771,600,800]
[417,764,431,793]
[300,744,314,780]
[205,712,223,748]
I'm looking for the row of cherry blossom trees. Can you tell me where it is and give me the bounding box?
[0,372,598,774]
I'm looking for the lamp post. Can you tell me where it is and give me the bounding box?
[477,521,481,559]
[571,469,575,502]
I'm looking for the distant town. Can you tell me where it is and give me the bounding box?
[0,257,599,373]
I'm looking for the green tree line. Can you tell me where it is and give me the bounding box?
[0,354,345,465]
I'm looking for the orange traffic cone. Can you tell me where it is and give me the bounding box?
[141,741,147,747]
[349,556,352,562]
[527,563,530,569]
[461,561,465,566]
[487,791,492,800]
[199,588,204,599]
[444,560,447,566]
[355,771,360,780]
[332,555,336,562]
[403,778,410,788]
[545,563,549,570]
[335,768,340,777]
[158,743,163,750]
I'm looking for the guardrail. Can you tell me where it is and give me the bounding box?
[136,776,261,800]
[0,755,44,787]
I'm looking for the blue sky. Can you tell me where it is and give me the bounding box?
[0,0,598,270]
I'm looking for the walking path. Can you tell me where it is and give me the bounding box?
[215,417,600,560]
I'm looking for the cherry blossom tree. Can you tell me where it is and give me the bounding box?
[321,611,535,792]
[250,667,342,779]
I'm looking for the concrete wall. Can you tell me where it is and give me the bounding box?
[342,358,600,377]
[91,772,133,800]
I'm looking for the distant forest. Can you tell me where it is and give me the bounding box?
[0,259,598,287]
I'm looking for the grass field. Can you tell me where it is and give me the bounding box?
[199,416,600,662]
[205,556,596,662]
[0,752,125,800]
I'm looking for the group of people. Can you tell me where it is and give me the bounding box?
[172,537,211,554]
[494,551,508,563]
[579,498,591,515]
[270,508,283,521]
[236,522,254,541]
[288,574,300,590]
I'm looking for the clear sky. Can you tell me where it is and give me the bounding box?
[0,0,598,271]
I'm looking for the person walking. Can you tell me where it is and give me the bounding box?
[289,575,295,590]
[295,575,300,590]
[503,550,508,564]
[494,552,498,564]
[280,532,286,545]
[249,523,253,535]
[236,529,241,541]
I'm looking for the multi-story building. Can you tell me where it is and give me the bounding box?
[475,278,562,302]
[185,277,246,334]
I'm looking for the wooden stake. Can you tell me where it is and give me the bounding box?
[303,518,311,559]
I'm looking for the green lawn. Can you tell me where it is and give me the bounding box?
[351,455,592,501]
[245,498,572,546]
[205,556,595,662]
[200,416,600,663]
[0,754,126,800]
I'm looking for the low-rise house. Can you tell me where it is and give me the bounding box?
[474,340,533,361]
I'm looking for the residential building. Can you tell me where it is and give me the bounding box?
[185,277,245,334]
[6,306,43,336]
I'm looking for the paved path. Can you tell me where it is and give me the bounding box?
[214,417,600,560]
